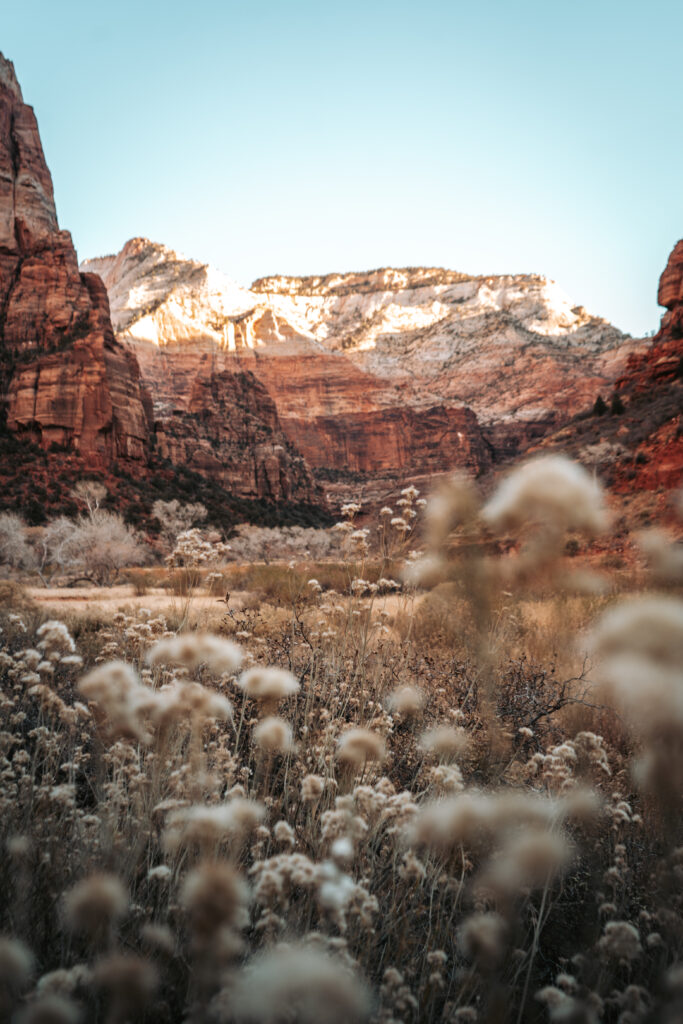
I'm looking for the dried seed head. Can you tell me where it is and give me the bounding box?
[254,716,295,754]
[229,943,372,1023]
[147,633,243,675]
[237,667,300,701]
[589,595,683,669]
[598,921,641,962]
[483,455,607,535]
[458,913,508,970]
[78,661,156,742]
[164,799,265,853]
[483,830,572,894]
[336,728,386,765]
[419,725,469,761]
[140,923,175,957]
[301,774,325,803]
[0,935,34,1003]
[62,874,128,938]
[424,473,480,548]
[93,954,158,1014]
[14,995,81,1024]
[387,686,425,717]
[181,861,249,939]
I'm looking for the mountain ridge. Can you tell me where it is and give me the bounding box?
[81,236,642,503]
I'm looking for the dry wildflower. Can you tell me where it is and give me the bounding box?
[387,685,425,716]
[140,922,175,956]
[147,632,242,675]
[483,830,572,894]
[78,661,157,743]
[0,936,34,1007]
[482,455,607,535]
[181,860,249,939]
[598,920,641,961]
[408,790,564,855]
[151,680,233,727]
[164,799,265,852]
[301,774,325,802]
[419,725,469,761]
[147,864,172,881]
[637,528,683,584]
[330,836,353,864]
[227,943,372,1023]
[588,595,683,668]
[34,965,92,1000]
[408,793,492,853]
[428,763,465,794]
[36,620,76,656]
[273,821,296,847]
[62,873,128,938]
[535,986,572,1012]
[399,851,426,882]
[336,728,386,765]
[14,995,81,1024]
[237,666,300,701]
[458,913,508,970]
[254,716,295,754]
[424,472,480,547]
[93,954,158,1016]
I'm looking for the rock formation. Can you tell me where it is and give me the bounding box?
[84,238,639,504]
[0,54,319,511]
[534,241,682,504]
[0,54,150,463]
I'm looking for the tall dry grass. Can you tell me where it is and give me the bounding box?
[0,461,681,1023]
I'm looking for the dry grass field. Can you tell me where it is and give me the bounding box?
[0,458,681,1023]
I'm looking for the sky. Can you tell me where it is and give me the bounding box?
[3,0,682,335]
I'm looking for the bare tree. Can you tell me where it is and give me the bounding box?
[0,512,34,573]
[37,511,149,586]
[226,524,341,563]
[72,480,108,519]
[34,517,78,586]
[152,500,207,551]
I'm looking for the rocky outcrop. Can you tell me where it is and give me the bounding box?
[0,53,150,463]
[0,54,319,510]
[85,238,639,504]
[534,242,682,501]
[154,366,320,503]
[657,239,683,342]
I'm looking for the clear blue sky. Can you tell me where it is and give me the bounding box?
[4,0,681,335]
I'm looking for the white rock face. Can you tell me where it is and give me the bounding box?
[81,237,639,445]
[83,239,627,358]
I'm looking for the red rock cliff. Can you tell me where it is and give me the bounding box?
[0,55,320,509]
[0,53,150,463]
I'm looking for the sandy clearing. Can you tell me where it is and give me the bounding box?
[28,585,253,616]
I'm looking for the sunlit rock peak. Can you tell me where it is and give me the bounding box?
[82,238,627,368]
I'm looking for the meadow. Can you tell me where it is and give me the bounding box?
[0,456,681,1023]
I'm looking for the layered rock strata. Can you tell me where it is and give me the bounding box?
[84,238,639,503]
[535,241,682,500]
[0,54,149,463]
[0,55,318,506]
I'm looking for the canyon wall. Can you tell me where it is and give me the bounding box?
[0,55,150,463]
[0,55,319,509]
[84,237,640,505]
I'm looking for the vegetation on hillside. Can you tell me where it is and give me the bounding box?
[0,457,681,1022]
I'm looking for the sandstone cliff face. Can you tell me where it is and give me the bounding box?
[657,239,683,343]
[0,54,318,509]
[0,54,149,463]
[84,241,496,503]
[534,242,682,502]
[84,238,638,504]
[155,368,316,502]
